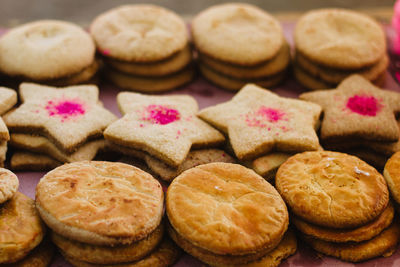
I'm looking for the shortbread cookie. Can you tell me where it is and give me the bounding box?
[90,5,188,62]
[105,67,195,93]
[52,223,164,264]
[10,134,106,163]
[36,161,164,246]
[63,237,181,267]
[0,192,45,264]
[276,151,389,229]
[145,149,236,182]
[292,201,394,243]
[199,63,285,91]
[3,83,117,152]
[199,42,290,79]
[106,45,192,77]
[10,151,61,171]
[295,9,386,69]
[167,163,289,258]
[105,92,225,167]
[0,168,19,204]
[302,221,400,262]
[293,64,333,90]
[244,152,291,181]
[0,20,95,80]
[198,84,321,160]
[192,3,284,65]
[300,75,400,142]
[384,151,400,204]
[0,87,17,115]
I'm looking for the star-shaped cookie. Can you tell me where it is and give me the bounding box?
[3,83,117,152]
[104,92,225,167]
[300,75,400,142]
[198,84,322,160]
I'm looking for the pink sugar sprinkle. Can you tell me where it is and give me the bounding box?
[258,107,286,122]
[346,95,382,116]
[45,99,85,120]
[101,49,110,55]
[245,106,287,127]
[142,104,180,125]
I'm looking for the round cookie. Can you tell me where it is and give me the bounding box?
[90,4,188,62]
[35,161,164,246]
[192,3,284,66]
[295,9,386,69]
[301,221,400,262]
[52,223,164,264]
[0,20,95,80]
[292,201,394,243]
[167,163,289,256]
[384,151,400,204]
[0,167,19,204]
[105,67,195,93]
[276,151,389,229]
[0,192,45,264]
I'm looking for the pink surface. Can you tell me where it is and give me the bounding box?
[10,23,400,266]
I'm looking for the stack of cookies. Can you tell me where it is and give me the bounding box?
[293,9,387,90]
[0,168,54,266]
[0,87,17,166]
[300,75,400,169]
[0,20,99,87]
[276,151,399,262]
[193,3,290,91]
[90,5,194,93]
[3,83,117,170]
[167,162,297,266]
[36,161,181,266]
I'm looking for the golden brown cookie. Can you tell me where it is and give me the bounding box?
[0,192,45,264]
[36,161,164,246]
[292,201,394,243]
[301,221,400,262]
[10,151,62,171]
[0,168,19,204]
[276,151,389,229]
[167,163,289,257]
[384,151,400,204]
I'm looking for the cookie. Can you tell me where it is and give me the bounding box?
[105,92,225,167]
[3,83,117,153]
[90,5,188,62]
[106,141,147,159]
[10,151,61,171]
[198,84,321,160]
[106,45,192,77]
[301,221,400,262]
[292,201,394,243]
[345,148,388,171]
[10,134,106,163]
[0,168,19,204]
[0,141,7,166]
[199,63,286,91]
[0,20,95,81]
[145,149,236,182]
[52,223,164,264]
[300,75,400,142]
[167,163,289,258]
[36,161,164,246]
[0,192,45,264]
[105,67,195,93]
[276,151,389,229]
[0,87,17,115]
[199,42,290,79]
[244,152,292,181]
[293,64,334,90]
[295,9,386,69]
[62,237,181,267]
[192,3,284,65]
[383,151,400,204]
[369,121,400,156]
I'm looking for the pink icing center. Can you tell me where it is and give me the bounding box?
[46,99,85,120]
[142,104,180,125]
[346,95,381,116]
[258,107,286,122]
[245,106,287,128]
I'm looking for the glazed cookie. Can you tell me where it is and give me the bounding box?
[0,168,19,204]
[105,92,225,167]
[198,84,321,160]
[10,151,61,171]
[167,163,289,260]
[3,83,117,152]
[295,9,386,69]
[0,20,95,81]
[192,3,284,65]
[276,151,389,229]
[0,192,45,264]
[300,75,400,142]
[90,5,188,62]
[36,161,164,246]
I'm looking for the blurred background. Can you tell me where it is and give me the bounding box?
[0,0,395,26]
